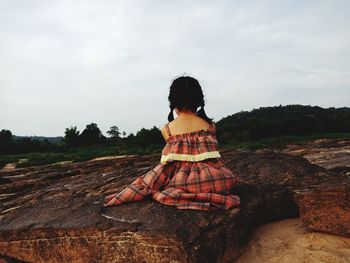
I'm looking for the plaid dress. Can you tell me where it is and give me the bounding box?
[103,122,240,211]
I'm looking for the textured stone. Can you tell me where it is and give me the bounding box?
[294,182,350,237]
[282,138,350,174]
[0,146,346,263]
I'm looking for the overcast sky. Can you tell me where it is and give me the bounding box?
[1,0,349,137]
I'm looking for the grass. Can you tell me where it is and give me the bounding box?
[0,133,348,169]
[0,144,163,169]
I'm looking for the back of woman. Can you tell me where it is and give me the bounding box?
[104,75,240,211]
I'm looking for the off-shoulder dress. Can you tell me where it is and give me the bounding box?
[103,121,240,211]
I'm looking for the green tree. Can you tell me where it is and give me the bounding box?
[107,126,121,141]
[64,126,80,147]
[135,126,163,147]
[79,123,106,146]
[0,129,13,154]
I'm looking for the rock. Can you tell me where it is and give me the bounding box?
[0,149,346,262]
[219,149,337,189]
[283,138,350,171]
[294,182,350,237]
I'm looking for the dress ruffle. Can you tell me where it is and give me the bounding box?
[160,151,221,164]
[161,129,221,164]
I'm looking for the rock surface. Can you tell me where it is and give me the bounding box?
[282,138,350,175]
[294,182,350,237]
[0,142,348,263]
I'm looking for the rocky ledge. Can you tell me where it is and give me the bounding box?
[282,138,350,174]
[0,139,349,263]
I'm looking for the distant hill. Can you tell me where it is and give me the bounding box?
[12,135,64,144]
[216,104,350,143]
[8,104,350,147]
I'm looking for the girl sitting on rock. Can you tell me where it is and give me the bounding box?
[103,75,240,211]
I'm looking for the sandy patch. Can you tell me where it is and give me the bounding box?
[92,155,137,161]
[236,218,350,263]
[1,163,16,171]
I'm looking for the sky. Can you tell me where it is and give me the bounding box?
[1,0,349,137]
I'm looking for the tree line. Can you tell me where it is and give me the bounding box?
[216,105,350,144]
[1,105,349,155]
[0,123,164,155]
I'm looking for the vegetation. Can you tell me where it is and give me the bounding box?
[0,105,349,168]
[216,105,350,144]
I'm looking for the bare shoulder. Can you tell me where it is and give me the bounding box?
[169,117,213,133]
[167,119,176,130]
[198,117,215,130]
[160,125,167,135]
[160,125,169,141]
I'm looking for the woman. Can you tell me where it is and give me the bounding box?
[104,75,240,211]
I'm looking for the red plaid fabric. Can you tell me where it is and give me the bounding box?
[104,122,240,211]
[161,122,221,159]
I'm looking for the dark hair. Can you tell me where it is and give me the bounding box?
[167,75,213,124]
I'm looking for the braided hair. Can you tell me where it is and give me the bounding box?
[167,75,213,124]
